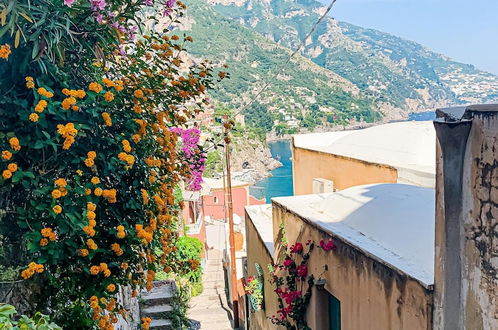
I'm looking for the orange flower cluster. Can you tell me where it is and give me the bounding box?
[61,96,77,110]
[56,123,78,149]
[89,82,103,93]
[9,137,21,151]
[116,225,126,239]
[135,224,153,244]
[102,112,112,126]
[90,262,111,277]
[122,140,131,153]
[25,76,35,89]
[34,100,48,113]
[89,296,117,329]
[104,91,114,102]
[2,162,17,180]
[145,269,155,291]
[41,227,57,242]
[0,44,10,59]
[141,317,152,330]
[85,150,97,167]
[52,178,69,199]
[106,283,116,292]
[111,243,123,256]
[20,262,44,279]
[118,151,135,167]
[102,189,117,203]
[37,87,54,98]
[84,202,97,237]
[87,238,98,250]
[141,189,149,204]
[53,205,62,214]
[1,150,12,160]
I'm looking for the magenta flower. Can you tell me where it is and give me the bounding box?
[64,0,76,7]
[320,239,336,251]
[283,259,292,268]
[90,0,106,11]
[290,242,303,253]
[297,264,308,278]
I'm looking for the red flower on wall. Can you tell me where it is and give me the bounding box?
[320,239,336,251]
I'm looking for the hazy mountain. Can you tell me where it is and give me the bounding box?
[180,0,498,131]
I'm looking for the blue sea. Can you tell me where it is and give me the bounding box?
[249,140,294,203]
[250,111,435,202]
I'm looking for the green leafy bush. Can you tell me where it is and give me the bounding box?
[0,304,61,330]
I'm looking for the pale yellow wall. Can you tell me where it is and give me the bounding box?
[270,203,434,330]
[292,146,398,195]
[244,211,283,330]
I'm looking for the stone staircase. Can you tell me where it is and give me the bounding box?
[140,281,176,329]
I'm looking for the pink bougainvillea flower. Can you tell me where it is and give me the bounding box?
[290,242,303,253]
[283,258,292,268]
[64,0,75,7]
[90,0,106,11]
[320,239,336,251]
[297,264,308,278]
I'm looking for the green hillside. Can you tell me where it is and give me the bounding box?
[181,0,498,131]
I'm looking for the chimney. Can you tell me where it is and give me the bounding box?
[433,104,498,329]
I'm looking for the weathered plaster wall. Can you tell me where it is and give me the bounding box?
[463,114,498,329]
[271,203,433,330]
[244,209,281,330]
[292,147,398,195]
[434,106,498,330]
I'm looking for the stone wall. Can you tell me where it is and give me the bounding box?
[434,105,498,330]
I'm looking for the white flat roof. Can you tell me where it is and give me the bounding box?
[293,121,436,187]
[245,204,274,256]
[203,177,249,190]
[272,184,435,287]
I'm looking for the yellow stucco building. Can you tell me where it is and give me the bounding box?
[292,121,436,195]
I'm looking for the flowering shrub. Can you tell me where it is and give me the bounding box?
[0,0,224,328]
[269,239,336,330]
[244,276,264,311]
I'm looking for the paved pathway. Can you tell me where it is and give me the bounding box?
[187,249,234,329]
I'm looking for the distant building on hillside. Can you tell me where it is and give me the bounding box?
[292,121,436,195]
[202,177,265,222]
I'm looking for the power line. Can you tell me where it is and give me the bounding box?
[204,0,339,152]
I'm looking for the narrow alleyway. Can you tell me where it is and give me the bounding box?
[187,249,234,329]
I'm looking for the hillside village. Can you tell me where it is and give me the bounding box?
[1,1,498,330]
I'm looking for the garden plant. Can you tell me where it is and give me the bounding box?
[0,0,223,328]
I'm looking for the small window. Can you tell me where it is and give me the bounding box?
[214,196,219,204]
[328,294,341,330]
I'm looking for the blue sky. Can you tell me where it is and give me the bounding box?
[318,0,498,75]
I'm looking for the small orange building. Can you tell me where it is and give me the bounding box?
[202,177,265,222]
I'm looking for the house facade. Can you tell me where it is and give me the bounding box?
[244,105,498,330]
[292,121,436,195]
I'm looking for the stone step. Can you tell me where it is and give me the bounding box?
[141,303,174,318]
[149,318,173,330]
[141,289,175,306]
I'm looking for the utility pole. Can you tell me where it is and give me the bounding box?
[223,114,239,329]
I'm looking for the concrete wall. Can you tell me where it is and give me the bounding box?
[434,106,498,330]
[270,203,433,330]
[292,147,398,195]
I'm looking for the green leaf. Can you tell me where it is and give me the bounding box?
[33,140,44,149]
[11,171,23,183]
